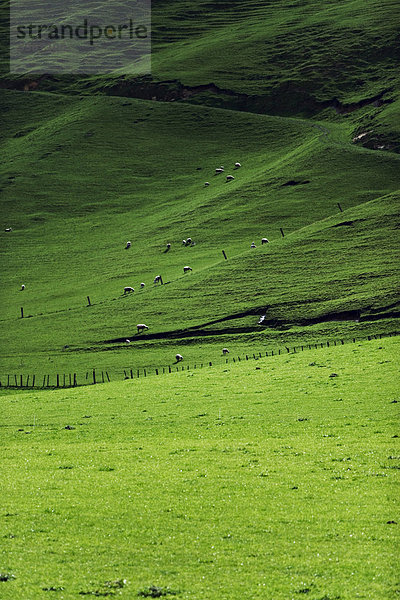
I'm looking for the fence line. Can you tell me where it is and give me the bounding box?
[0,331,398,391]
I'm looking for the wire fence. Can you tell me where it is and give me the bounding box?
[0,331,398,391]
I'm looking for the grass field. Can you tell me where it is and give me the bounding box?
[0,89,399,379]
[0,1,399,597]
[1,338,399,600]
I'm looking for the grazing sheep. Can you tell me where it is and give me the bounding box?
[166,243,171,249]
[154,275,162,284]
[176,353,183,362]
[215,167,224,174]
[20,284,25,291]
[126,339,131,344]
[222,348,229,355]
[125,241,131,249]
[226,175,235,182]
[140,282,145,288]
[182,239,186,245]
[258,315,266,324]
[205,182,210,186]
[123,286,134,294]
[261,238,269,244]
[185,237,192,246]
[5,227,12,232]
[250,242,256,248]
[137,324,149,333]
[183,266,192,273]
[234,162,241,168]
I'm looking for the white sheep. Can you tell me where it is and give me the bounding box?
[140,282,145,288]
[183,266,192,273]
[222,348,229,355]
[261,238,269,244]
[185,237,192,246]
[126,339,131,344]
[123,286,134,294]
[5,227,12,232]
[176,353,183,362]
[137,324,149,333]
[182,239,186,245]
[205,182,210,186]
[215,167,224,174]
[125,241,131,249]
[20,284,25,291]
[154,275,162,284]
[250,242,256,248]
[226,175,235,181]
[166,243,171,249]
[234,162,241,168]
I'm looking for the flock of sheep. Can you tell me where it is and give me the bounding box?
[204,161,241,187]
[8,159,265,365]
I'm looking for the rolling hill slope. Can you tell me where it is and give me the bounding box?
[0,89,399,377]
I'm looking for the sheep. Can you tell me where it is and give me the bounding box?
[126,339,131,344]
[226,175,235,182]
[222,348,229,355]
[176,353,183,362]
[183,266,192,273]
[261,238,269,244]
[250,242,256,248]
[215,167,224,174]
[182,239,186,245]
[185,237,192,246]
[5,227,12,232]
[20,284,25,291]
[258,315,266,324]
[154,275,162,284]
[123,286,134,294]
[166,243,171,249]
[125,241,131,249]
[140,282,145,288]
[205,182,210,186]
[137,324,149,333]
[234,162,241,168]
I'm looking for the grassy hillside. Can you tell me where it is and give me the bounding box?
[1,338,398,600]
[0,89,399,378]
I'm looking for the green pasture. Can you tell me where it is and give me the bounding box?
[0,337,399,599]
[0,90,399,378]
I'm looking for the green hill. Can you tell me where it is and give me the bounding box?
[0,89,399,379]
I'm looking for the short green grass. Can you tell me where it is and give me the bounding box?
[0,337,398,599]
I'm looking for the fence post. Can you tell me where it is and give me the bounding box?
[92,369,96,384]
[47,374,50,387]
[56,374,59,388]
[20,307,24,319]
[69,374,72,387]
[168,366,171,373]
[20,374,23,387]
[337,202,343,212]
[74,373,77,386]
[222,250,228,260]
[102,371,105,383]
[156,368,159,375]
[26,375,30,387]
[106,372,110,382]
[7,375,10,387]
[280,227,284,238]
[144,369,147,377]
[32,375,35,387]
[130,369,133,379]
[87,296,91,306]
